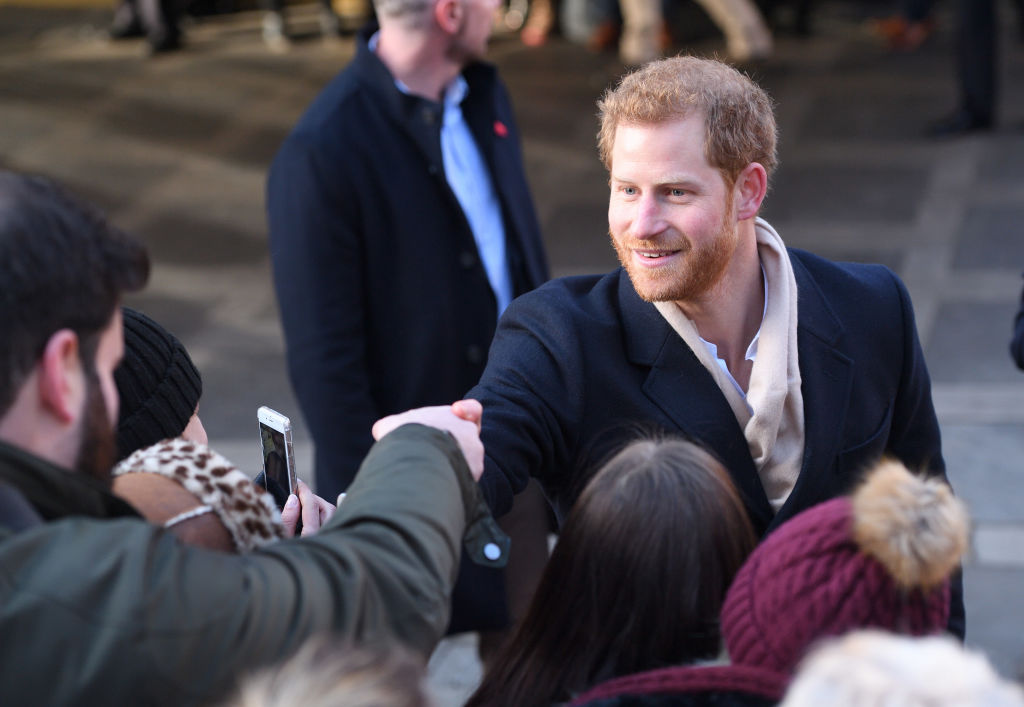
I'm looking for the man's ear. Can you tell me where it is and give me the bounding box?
[733,162,768,221]
[38,329,85,425]
[434,0,463,34]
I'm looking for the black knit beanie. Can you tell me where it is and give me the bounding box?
[115,307,202,461]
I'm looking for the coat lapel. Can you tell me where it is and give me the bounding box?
[618,273,775,534]
[774,251,854,529]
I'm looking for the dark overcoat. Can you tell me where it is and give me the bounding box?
[469,248,964,636]
[267,28,549,499]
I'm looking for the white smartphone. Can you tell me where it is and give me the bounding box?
[257,406,297,505]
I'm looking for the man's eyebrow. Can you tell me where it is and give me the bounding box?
[610,175,702,187]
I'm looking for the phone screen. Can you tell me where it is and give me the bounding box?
[259,421,292,501]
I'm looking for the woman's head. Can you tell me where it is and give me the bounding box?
[557,438,756,667]
[115,306,204,461]
[468,436,757,706]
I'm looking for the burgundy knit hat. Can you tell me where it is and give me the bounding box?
[721,460,969,675]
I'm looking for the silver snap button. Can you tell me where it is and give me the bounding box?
[483,543,501,560]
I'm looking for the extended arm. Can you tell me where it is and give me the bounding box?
[469,294,583,517]
[0,424,479,705]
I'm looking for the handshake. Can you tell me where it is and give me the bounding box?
[371,399,485,480]
[283,399,486,536]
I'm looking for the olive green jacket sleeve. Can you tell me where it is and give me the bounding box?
[0,424,484,706]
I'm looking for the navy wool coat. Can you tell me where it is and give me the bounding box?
[469,248,963,636]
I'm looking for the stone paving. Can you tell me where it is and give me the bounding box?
[1,1,1022,700]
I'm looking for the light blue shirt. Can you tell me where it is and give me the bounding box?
[440,76,512,316]
[370,34,512,316]
[699,329,760,413]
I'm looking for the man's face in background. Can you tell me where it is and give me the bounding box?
[447,0,499,65]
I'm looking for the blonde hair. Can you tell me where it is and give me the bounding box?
[224,636,432,707]
[782,630,1024,707]
[597,56,778,188]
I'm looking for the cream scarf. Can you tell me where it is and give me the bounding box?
[654,218,804,512]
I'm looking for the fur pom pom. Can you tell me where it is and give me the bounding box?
[851,459,969,590]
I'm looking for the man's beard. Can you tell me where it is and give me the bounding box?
[73,371,116,487]
[613,202,738,304]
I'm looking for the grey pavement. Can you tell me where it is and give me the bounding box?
[1,1,1023,700]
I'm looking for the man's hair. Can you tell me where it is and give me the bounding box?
[0,171,149,416]
[467,437,758,707]
[372,0,434,28]
[597,56,778,188]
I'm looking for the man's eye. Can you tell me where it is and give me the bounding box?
[670,188,686,197]
[622,186,637,195]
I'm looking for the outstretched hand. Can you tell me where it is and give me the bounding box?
[371,399,485,480]
[450,398,482,425]
[281,479,336,537]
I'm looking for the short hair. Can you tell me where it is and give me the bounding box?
[0,171,149,416]
[223,635,432,707]
[372,0,434,28]
[597,56,778,188]
[467,437,758,707]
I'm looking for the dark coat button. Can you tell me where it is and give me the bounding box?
[459,251,476,268]
[466,345,484,364]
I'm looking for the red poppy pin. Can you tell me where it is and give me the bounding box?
[493,120,508,138]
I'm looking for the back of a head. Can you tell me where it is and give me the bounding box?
[0,171,149,417]
[467,437,757,707]
[565,438,757,666]
[372,0,434,29]
[115,307,203,460]
[781,630,1024,707]
[223,635,432,707]
[597,56,778,187]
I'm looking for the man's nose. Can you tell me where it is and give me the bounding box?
[630,195,664,240]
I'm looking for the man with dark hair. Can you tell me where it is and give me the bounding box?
[0,170,503,705]
[0,174,148,486]
[467,56,963,637]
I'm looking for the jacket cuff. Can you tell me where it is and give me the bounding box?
[404,425,510,568]
[462,493,510,568]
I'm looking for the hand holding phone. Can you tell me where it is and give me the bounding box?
[258,406,297,508]
[279,478,337,537]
